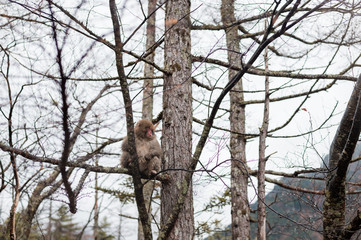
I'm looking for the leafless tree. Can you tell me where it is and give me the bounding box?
[323,75,361,239]
[2,1,361,240]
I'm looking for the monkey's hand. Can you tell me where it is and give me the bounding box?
[146,152,161,161]
[144,153,155,161]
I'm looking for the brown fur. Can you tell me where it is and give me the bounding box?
[121,120,162,176]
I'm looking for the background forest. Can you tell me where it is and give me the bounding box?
[1,0,361,239]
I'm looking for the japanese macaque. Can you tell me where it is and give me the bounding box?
[121,120,162,177]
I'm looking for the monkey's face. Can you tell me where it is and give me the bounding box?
[142,125,155,140]
[135,120,156,141]
[146,127,154,138]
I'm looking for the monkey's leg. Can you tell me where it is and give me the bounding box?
[148,156,161,176]
[138,156,149,175]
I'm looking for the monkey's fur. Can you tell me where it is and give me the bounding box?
[121,120,162,176]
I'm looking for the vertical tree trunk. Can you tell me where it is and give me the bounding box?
[220,1,250,239]
[6,74,20,240]
[160,0,194,239]
[94,146,99,240]
[139,0,157,239]
[142,0,156,120]
[48,200,53,240]
[19,170,62,240]
[8,187,20,240]
[109,0,152,238]
[323,75,361,239]
[257,45,270,240]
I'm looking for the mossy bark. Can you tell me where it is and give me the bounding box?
[323,75,361,239]
[160,0,194,239]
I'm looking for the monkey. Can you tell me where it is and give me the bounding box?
[121,119,162,177]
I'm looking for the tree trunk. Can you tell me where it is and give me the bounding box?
[19,170,61,240]
[257,45,270,240]
[160,0,194,239]
[109,0,152,239]
[8,188,20,240]
[47,200,53,240]
[220,1,250,239]
[142,0,156,120]
[94,155,99,240]
[323,75,361,239]
[139,0,157,239]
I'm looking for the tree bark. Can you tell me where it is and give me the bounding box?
[109,0,152,239]
[6,67,21,240]
[19,170,65,240]
[139,0,157,239]
[323,75,361,240]
[257,45,270,240]
[8,184,20,240]
[220,1,250,239]
[94,136,99,240]
[160,0,194,239]
[142,0,157,120]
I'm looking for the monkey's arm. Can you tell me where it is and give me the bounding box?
[148,156,161,175]
[121,137,130,152]
[144,139,162,160]
[121,151,132,168]
[121,137,132,168]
